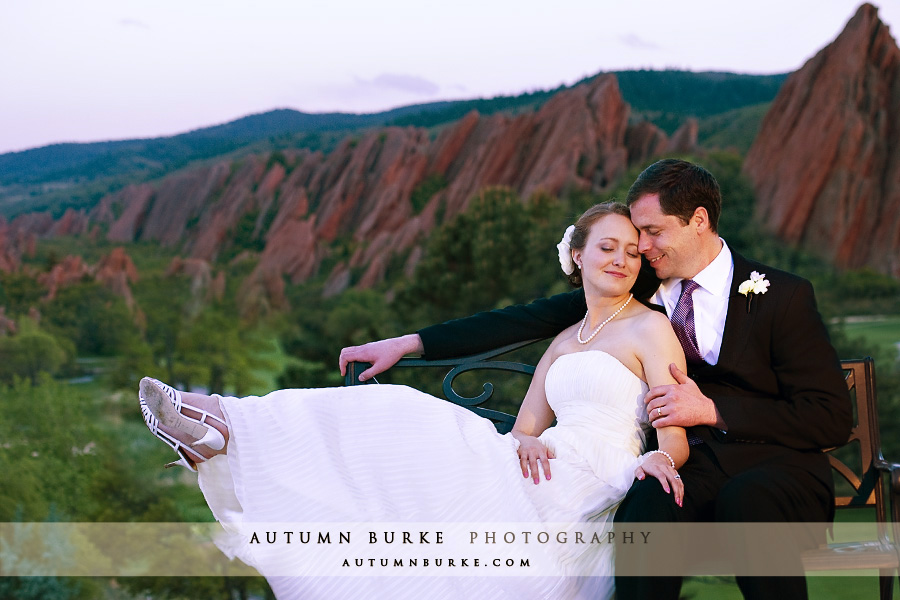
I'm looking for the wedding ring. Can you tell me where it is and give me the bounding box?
[674,474,681,479]
[657,407,662,417]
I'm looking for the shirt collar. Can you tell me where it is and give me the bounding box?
[658,238,733,299]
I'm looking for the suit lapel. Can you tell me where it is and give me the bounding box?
[717,252,759,368]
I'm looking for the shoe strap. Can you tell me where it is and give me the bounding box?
[150,378,228,428]
[140,400,206,466]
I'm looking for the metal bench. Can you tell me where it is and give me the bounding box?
[800,357,899,599]
[345,347,899,597]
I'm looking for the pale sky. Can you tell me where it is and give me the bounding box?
[1,0,897,155]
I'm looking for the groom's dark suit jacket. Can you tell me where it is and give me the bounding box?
[418,250,853,506]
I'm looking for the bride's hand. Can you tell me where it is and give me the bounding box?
[515,434,555,484]
[635,454,684,507]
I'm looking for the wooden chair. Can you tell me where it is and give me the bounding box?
[345,347,899,597]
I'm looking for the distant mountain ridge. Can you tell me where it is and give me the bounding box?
[0,106,443,184]
[0,69,786,219]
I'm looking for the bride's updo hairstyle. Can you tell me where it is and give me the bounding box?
[566,202,661,301]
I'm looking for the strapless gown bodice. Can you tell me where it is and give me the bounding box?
[197,350,651,599]
[545,350,650,450]
[539,351,650,500]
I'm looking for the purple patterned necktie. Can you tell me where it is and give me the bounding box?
[671,279,705,445]
[672,279,703,364]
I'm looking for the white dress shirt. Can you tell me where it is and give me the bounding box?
[649,239,734,365]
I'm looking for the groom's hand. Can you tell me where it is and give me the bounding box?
[644,363,725,429]
[339,334,424,381]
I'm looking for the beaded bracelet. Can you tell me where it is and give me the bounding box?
[640,449,675,469]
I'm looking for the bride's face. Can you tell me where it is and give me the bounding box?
[572,214,641,295]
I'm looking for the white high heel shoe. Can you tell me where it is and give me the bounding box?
[139,377,228,470]
[139,398,206,471]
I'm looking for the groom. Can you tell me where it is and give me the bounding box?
[339,159,852,600]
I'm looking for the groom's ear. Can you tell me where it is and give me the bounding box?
[691,207,711,234]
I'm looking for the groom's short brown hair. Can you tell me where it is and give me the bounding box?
[625,159,721,232]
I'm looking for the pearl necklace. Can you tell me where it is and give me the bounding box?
[577,294,634,344]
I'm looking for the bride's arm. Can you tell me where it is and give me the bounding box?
[634,311,690,505]
[510,334,565,484]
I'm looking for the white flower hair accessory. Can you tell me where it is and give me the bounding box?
[557,225,576,276]
[738,271,770,312]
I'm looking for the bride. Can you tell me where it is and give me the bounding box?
[138,202,689,599]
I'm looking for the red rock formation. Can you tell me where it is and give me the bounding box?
[10,212,54,237]
[257,162,287,200]
[0,250,14,274]
[427,74,631,219]
[625,121,668,165]
[138,162,233,248]
[236,182,318,314]
[306,129,430,244]
[428,111,480,176]
[0,219,21,273]
[322,263,351,298]
[190,159,266,260]
[17,72,693,311]
[95,247,140,309]
[24,248,143,310]
[0,307,16,336]
[166,257,225,303]
[664,118,699,155]
[38,255,91,300]
[210,271,226,302]
[744,3,900,277]
[94,184,155,242]
[106,75,646,309]
[49,208,89,237]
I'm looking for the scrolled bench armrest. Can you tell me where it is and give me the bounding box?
[344,339,545,385]
[343,339,545,433]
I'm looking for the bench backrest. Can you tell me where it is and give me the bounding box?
[832,358,886,514]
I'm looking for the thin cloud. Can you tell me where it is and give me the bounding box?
[619,33,660,50]
[369,73,440,95]
[119,18,150,29]
[312,74,444,112]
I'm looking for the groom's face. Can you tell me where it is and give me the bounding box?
[630,194,702,281]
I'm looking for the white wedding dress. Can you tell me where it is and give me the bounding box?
[197,350,650,599]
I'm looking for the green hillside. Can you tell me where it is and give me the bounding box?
[0,106,452,185]
[616,70,786,133]
[698,102,772,153]
[387,70,788,134]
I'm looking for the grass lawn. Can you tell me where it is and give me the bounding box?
[839,315,900,358]
[680,508,898,599]
[683,575,898,599]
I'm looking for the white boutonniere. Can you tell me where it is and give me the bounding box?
[738,271,770,312]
